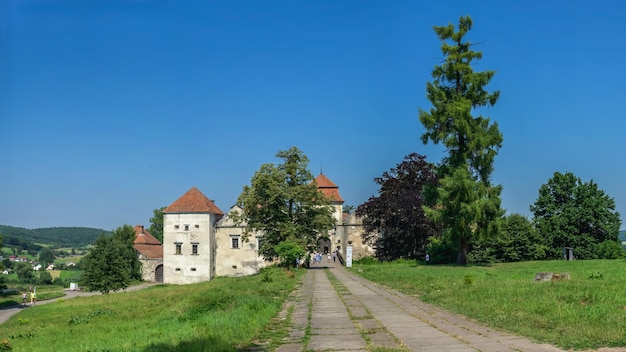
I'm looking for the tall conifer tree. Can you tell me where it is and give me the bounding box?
[419,16,503,265]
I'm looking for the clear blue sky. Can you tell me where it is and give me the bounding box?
[2,0,625,231]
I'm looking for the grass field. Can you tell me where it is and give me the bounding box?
[0,267,302,352]
[349,259,626,350]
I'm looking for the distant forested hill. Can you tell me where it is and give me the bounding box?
[0,225,108,248]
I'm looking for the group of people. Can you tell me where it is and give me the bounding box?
[311,250,337,264]
[21,286,37,306]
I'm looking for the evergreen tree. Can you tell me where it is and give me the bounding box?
[233,147,336,260]
[419,16,503,265]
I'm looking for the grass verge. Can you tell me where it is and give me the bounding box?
[1,267,303,352]
[349,259,626,350]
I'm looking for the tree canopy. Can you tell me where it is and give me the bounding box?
[148,206,165,243]
[418,16,503,265]
[81,225,141,293]
[39,247,56,266]
[233,147,336,261]
[530,171,622,259]
[356,153,440,261]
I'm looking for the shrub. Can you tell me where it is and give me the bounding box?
[595,240,624,259]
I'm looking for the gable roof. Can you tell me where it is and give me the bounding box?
[164,187,224,215]
[133,225,163,259]
[133,225,161,245]
[315,173,344,203]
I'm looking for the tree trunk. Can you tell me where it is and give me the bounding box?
[456,236,468,265]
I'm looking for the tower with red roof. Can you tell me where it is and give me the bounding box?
[162,187,224,284]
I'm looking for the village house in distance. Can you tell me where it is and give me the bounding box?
[134,173,374,284]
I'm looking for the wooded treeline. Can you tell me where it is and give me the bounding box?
[0,225,107,248]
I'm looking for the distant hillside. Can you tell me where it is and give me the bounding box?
[0,225,108,248]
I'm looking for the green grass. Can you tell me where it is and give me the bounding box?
[349,259,626,350]
[1,267,303,352]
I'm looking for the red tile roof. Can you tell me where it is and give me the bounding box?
[164,187,224,215]
[133,225,163,259]
[315,173,344,203]
[134,243,163,259]
[133,225,161,245]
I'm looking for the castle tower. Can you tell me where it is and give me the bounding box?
[315,173,344,254]
[162,187,223,284]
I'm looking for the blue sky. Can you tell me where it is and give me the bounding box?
[2,0,625,231]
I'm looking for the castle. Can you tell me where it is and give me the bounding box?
[133,173,374,284]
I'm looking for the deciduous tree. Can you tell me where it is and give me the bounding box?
[233,147,336,260]
[418,16,503,265]
[39,247,56,266]
[82,225,142,293]
[14,262,34,283]
[148,206,165,243]
[356,153,440,261]
[530,171,621,259]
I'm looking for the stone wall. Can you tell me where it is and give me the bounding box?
[336,214,375,261]
[138,256,162,282]
[215,206,267,277]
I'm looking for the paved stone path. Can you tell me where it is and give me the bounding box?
[277,260,566,352]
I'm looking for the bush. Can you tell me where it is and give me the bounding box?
[38,271,53,285]
[426,235,456,264]
[274,241,305,269]
[595,240,624,259]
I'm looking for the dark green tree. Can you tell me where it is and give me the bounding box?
[356,153,440,261]
[468,213,548,263]
[233,147,336,260]
[38,270,53,285]
[419,16,503,265]
[39,247,56,266]
[111,225,142,280]
[82,234,131,293]
[14,262,35,282]
[82,225,142,293]
[530,171,621,259]
[148,206,166,243]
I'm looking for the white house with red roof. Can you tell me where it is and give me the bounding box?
[162,187,225,284]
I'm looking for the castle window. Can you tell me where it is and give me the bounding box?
[190,267,196,272]
[175,242,182,255]
[174,225,179,229]
[192,243,198,255]
[195,224,199,228]
[175,268,181,272]
[230,235,240,249]
[184,224,189,231]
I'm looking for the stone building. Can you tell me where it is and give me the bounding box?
[139,173,371,284]
[133,225,163,282]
